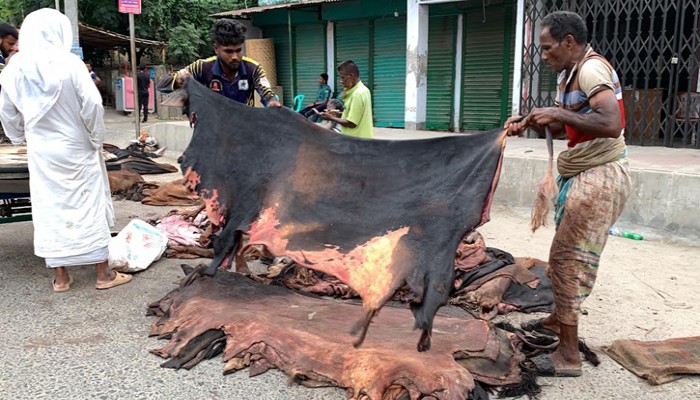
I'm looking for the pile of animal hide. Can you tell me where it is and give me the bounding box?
[149,201,554,318]
[104,140,179,202]
[173,79,509,352]
[128,131,164,158]
[103,143,177,175]
[148,266,528,400]
[152,206,213,259]
[107,166,154,201]
[141,179,203,207]
[146,79,546,398]
[258,231,554,320]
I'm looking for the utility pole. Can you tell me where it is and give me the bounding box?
[55,0,60,11]
[118,0,143,139]
[129,13,140,137]
[64,0,82,59]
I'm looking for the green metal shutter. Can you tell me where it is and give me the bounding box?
[426,15,457,131]
[461,8,510,130]
[372,18,406,128]
[294,24,326,103]
[334,21,370,95]
[264,26,293,107]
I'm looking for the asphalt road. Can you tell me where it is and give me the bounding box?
[1,112,698,399]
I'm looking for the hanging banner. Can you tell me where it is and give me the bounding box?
[118,0,142,14]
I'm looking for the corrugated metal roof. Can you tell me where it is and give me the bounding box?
[79,23,166,49]
[212,0,346,18]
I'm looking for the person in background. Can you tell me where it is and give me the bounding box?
[318,60,373,139]
[299,72,332,121]
[504,11,630,377]
[137,66,151,123]
[158,19,281,108]
[0,22,17,143]
[85,63,102,86]
[0,8,132,292]
[0,22,18,69]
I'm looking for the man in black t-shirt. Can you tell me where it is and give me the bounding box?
[136,66,151,122]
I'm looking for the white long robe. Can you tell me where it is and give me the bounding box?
[0,9,114,265]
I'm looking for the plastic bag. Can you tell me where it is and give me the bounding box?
[108,219,168,273]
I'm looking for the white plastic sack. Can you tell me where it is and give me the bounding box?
[108,219,169,273]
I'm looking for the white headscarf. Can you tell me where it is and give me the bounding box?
[0,8,74,130]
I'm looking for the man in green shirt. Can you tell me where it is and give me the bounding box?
[319,60,373,139]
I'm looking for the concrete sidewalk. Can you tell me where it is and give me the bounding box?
[129,111,699,244]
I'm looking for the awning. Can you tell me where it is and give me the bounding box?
[212,0,346,18]
[79,23,166,49]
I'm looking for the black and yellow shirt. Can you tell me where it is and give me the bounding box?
[162,56,276,107]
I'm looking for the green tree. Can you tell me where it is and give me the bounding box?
[0,0,256,65]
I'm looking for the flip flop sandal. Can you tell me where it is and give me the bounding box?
[53,275,74,293]
[521,318,559,337]
[529,354,582,377]
[96,272,133,290]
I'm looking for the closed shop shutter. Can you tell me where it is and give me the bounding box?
[426,15,457,131]
[294,24,326,103]
[264,26,293,107]
[373,18,407,128]
[461,7,511,130]
[335,20,371,96]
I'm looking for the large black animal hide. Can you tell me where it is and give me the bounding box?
[177,79,506,350]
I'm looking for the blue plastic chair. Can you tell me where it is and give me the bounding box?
[292,94,305,112]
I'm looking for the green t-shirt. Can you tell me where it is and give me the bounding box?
[340,81,373,139]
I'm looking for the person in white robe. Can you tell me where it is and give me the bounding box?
[0,8,132,292]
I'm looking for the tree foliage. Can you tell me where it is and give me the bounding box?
[0,0,256,65]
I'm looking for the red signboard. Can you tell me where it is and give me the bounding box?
[118,0,141,14]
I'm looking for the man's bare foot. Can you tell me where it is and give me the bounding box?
[95,269,132,290]
[53,267,71,287]
[530,349,582,377]
[94,261,132,289]
[539,314,561,334]
[53,267,73,292]
[95,268,117,287]
[550,346,582,371]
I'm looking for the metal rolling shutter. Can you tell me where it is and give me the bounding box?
[294,24,326,103]
[334,21,371,95]
[264,26,293,107]
[461,8,508,130]
[426,15,457,131]
[372,18,407,128]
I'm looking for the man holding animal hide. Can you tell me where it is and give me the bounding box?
[505,11,631,377]
[159,18,282,268]
[158,19,281,109]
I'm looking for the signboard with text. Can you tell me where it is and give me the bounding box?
[118,0,141,14]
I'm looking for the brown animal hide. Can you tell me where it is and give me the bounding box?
[454,231,489,272]
[256,264,360,299]
[603,336,700,385]
[450,258,542,320]
[142,179,203,206]
[165,245,214,259]
[148,267,524,399]
[108,167,144,193]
